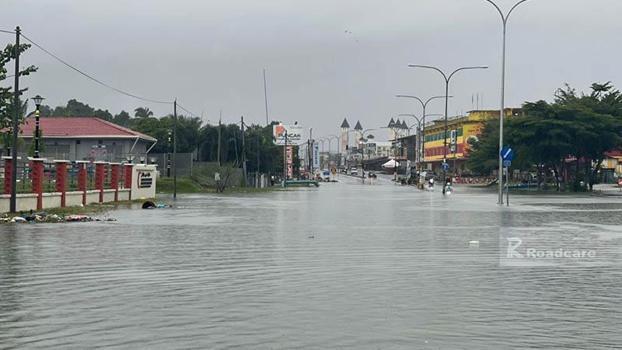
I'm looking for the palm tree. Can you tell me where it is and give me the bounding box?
[134,107,154,119]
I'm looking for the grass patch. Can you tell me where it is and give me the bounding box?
[156,176,278,194]
[157,177,204,194]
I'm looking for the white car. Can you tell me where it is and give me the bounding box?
[350,168,358,176]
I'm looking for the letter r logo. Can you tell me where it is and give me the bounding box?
[507,237,523,258]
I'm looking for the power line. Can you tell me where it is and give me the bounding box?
[0,29,15,35]
[176,102,200,119]
[20,32,173,105]
[13,30,202,120]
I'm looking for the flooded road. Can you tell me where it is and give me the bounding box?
[2,175,622,349]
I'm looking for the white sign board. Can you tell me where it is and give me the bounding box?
[312,143,320,170]
[273,124,304,146]
[131,164,157,199]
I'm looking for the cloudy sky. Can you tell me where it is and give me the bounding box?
[2,0,621,139]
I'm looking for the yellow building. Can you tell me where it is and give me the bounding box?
[422,109,521,173]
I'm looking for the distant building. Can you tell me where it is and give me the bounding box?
[396,134,418,163]
[423,108,522,174]
[340,118,350,155]
[18,116,157,162]
[364,141,393,159]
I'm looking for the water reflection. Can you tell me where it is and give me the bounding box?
[1,177,622,348]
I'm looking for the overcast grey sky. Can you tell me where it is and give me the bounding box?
[2,0,621,139]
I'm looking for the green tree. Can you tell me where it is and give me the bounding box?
[134,107,153,119]
[1,41,37,155]
[468,82,622,191]
[113,110,131,127]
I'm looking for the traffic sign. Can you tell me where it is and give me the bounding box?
[442,162,450,171]
[503,160,512,167]
[500,146,514,161]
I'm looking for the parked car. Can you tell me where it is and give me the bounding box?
[350,167,358,176]
[322,170,331,181]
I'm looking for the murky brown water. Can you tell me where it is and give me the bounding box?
[2,175,622,349]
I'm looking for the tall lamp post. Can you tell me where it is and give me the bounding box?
[396,95,449,171]
[400,113,444,172]
[407,64,488,194]
[358,129,376,183]
[32,95,45,158]
[483,0,529,204]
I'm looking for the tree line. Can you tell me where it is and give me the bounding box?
[468,82,622,191]
[1,41,290,175]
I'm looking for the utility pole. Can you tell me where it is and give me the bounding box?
[263,69,270,126]
[241,116,247,186]
[9,26,20,213]
[308,128,313,175]
[256,136,260,187]
[173,99,178,200]
[217,111,222,167]
[283,131,288,187]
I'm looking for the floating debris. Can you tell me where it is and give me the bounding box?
[142,201,171,209]
[1,212,117,224]
[468,240,480,248]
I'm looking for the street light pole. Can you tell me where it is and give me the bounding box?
[358,129,377,183]
[407,65,488,194]
[399,114,422,170]
[32,95,44,158]
[400,113,444,177]
[484,0,529,205]
[396,95,450,171]
[173,99,178,200]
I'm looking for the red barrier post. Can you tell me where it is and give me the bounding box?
[55,160,69,207]
[110,163,120,202]
[30,158,45,210]
[2,156,17,195]
[76,161,89,206]
[95,162,106,203]
[124,163,134,201]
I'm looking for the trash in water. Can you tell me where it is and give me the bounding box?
[142,201,171,209]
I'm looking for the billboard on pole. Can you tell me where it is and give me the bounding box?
[312,143,320,170]
[273,124,304,145]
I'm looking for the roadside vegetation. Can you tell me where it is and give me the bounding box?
[468,82,622,192]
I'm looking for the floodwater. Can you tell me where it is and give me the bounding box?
[1,175,622,349]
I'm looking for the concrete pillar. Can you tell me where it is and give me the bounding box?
[76,161,89,206]
[95,162,106,203]
[110,163,120,202]
[29,158,46,210]
[124,163,134,201]
[55,160,69,207]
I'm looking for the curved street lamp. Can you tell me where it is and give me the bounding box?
[399,113,444,170]
[408,64,488,194]
[483,0,530,205]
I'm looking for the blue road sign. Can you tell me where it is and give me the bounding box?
[503,159,512,167]
[442,162,450,171]
[500,146,514,161]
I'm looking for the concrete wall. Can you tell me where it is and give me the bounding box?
[1,188,135,213]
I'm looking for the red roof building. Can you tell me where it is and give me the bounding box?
[18,116,157,162]
[20,116,155,142]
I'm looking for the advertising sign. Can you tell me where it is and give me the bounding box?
[312,143,320,170]
[273,124,304,146]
